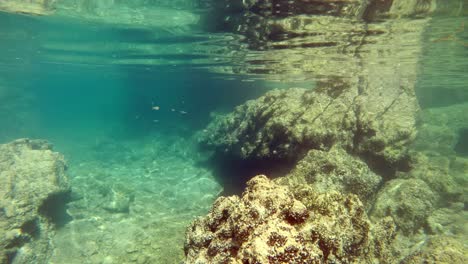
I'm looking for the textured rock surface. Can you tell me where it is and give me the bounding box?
[276,147,382,205]
[194,2,468,264]
[370,178,438,234]
[427,203,467,237]
[401,235,468,263]
[185,175,396,263]
[199,85,418,171]
[0,138,70,264]
[405,152,466,203]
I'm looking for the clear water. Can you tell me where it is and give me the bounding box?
[0,1,467,263]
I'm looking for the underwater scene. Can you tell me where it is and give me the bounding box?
[0,0,467,263]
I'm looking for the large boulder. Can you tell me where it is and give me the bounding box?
[199,85,417,172]
[185,175,396,263]
[0,139,70,264]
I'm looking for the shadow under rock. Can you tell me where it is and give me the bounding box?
[200,153,297,196]
[38,191,73,228]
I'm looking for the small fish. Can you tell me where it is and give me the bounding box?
[171,108,176,112]
[152,106,160,111]
[179,111,188,114]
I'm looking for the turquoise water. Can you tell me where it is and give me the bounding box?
[0,1,467,264]
[0,5,308,262]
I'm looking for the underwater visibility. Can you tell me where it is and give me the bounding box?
[0,0,467,263]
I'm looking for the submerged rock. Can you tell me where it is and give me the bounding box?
[185,175,396,263]
[102,186,134,214]
[199,85,417,173]
[401,235,468,263]
[276,147,382,206]
[0,138,70,264]
[370,178,438,235]
[193,1,468,263]
[413,103,468,156]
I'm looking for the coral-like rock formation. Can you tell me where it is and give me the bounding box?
[185,175,395,263]
[0,139,70,263]
[276,147,382,205]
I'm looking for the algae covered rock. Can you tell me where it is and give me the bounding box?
[185,175,395,263]
[427,203,467,236]
[405,152,465,203]
[401,235,468,264]
[199,85,417,171]
[276,147,382,205]
[199,87,355,160]
[370,178,438,234]
[0,139,70,263]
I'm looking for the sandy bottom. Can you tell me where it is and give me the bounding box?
[49,133,222,263]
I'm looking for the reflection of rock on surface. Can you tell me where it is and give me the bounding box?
[206,0,441,85]
[185,175,396,263]
[0,139,70,263]
[0,0,56,15]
